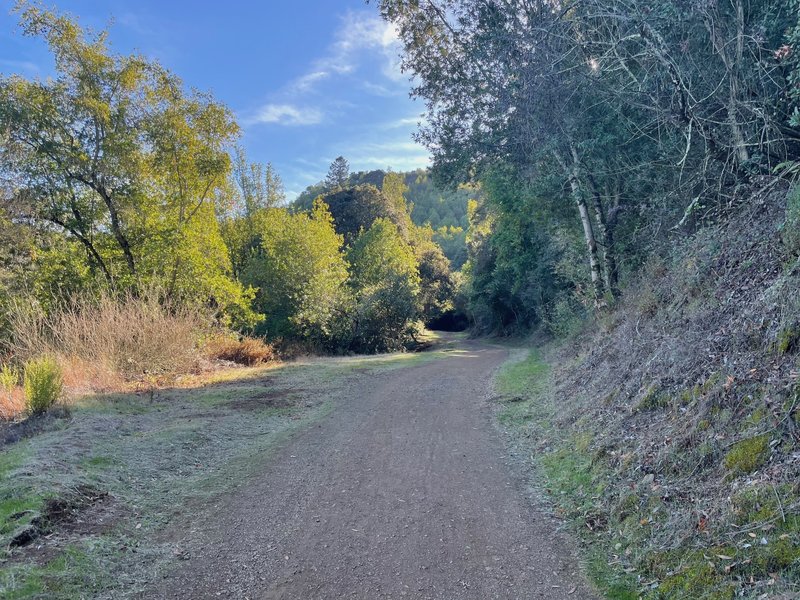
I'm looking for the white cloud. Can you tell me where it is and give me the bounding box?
[284,11,404,96]
[287,71,330,94]
[346,139,430,171]
[249,104,324,126]
[384,115,425,129]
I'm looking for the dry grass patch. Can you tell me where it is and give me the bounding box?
[6,290,212,389]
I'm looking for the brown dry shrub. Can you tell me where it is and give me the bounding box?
[205,334,275,366]
[7,289,212,383]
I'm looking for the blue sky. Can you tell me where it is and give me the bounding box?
[0,0,429,199]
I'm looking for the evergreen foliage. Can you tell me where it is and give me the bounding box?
[378,0,800,334]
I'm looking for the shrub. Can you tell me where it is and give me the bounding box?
[205,335,276,366]
[23,355,63,415]
[542,295,587,338]
[0,364,16,391]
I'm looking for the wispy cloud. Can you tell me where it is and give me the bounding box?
[248,103,324,126]
[383,115,425,130]
[285,11,403,96]
[245,11,405,129]
[0,58,40,75]
[346,139,430,171]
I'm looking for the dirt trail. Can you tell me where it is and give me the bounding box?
[150,338,596,599]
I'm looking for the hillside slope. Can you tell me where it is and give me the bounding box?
[497,181,800,599]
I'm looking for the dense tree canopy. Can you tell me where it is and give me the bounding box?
[242,202,349,342]
[346,218,421,352]
[377,0,800,333]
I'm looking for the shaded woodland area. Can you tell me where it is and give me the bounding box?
[376,0,800,334]
[369,1,800,597]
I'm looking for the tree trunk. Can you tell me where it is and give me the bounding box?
[556,148,604,301]
[47,216,114,285]
[586,174,619,297]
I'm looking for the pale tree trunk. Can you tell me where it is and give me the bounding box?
[556,148,604,302]
[586,173,619,296]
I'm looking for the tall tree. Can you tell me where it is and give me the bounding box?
[231,147,285,216]
[324,156,350,191]
[0,3,252,321]
[241,202,350,341]
[346,218,421,352]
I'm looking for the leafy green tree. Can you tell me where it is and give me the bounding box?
[320,184,410,243]
[433,226,467,269]
[230,146,285,217]
[346,218,421,352]
[378,0,799,310]
[382,172,413,227]
[348,218,419,291]
[242,202,349,342]
[218,149,286,278]
[462,166,569,334]
[415,235,455,323]
[0,3,253,322]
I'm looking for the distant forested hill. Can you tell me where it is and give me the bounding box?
[293,169,472,268]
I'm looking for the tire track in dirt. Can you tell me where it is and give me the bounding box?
[149,338,597,599]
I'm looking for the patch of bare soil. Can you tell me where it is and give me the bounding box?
[0,407,71,449]
[144,339,597,599]
[5,484,122,570]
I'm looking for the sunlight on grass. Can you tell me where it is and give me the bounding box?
[0,345,443,598]
[494,348,640,600]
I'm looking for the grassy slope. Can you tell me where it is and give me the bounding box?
[495,349,641,599]
[495,348,800,599]
[492,185,800,599]
[0,349,448,599]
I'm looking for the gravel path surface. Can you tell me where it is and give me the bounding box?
[150,339,597,599]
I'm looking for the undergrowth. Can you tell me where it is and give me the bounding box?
[492,188,800,598]
[495,346,800,599]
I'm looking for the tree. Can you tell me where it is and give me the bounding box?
[0,3,254,322]
[382,171,413,226]
[242,202,350,342]
[231,147,285,216]
[219,149,286,278]
[346,218,421,352]
[377,0,800,310]
[324,156,350,191]
[414,232,455,323]
[320,184,410,243]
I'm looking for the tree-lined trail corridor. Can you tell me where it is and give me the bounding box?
[149,339,595,599]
